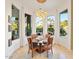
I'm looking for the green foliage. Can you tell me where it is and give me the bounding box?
[60,20,68,28]
[26,25,31,36]
[60,20,68,36]
[48,27,54,32]
[47,26,54,35]
[36,27,43,32]
[60,27,67,36]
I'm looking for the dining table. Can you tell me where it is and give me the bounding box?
[32,36,48,54]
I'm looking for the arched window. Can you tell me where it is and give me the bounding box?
[36,17,43,35]
[47,16,55,35]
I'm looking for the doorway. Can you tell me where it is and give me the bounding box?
[25,14,32,36]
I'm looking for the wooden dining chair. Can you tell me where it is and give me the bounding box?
[31,34,38,40]
[42,36,53,57]
[48,36,53,53]
[27,37,39,57]
[44,33,50,39]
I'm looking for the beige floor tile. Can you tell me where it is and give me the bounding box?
[9,43,72,59]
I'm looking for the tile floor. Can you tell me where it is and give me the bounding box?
[9,43,72,59]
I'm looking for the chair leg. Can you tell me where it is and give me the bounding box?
[51,48,53,54]
[28,49,30,54]
[47,50,48,57]
[32,50,33,57]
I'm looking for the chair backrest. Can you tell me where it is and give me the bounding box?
[48,36,53,45]
[45,34,50,38]
[27,37,32,48]
[31,34,38,39]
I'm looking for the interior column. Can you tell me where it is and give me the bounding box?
[54,9,60,44]
[32,14,36,34]
[43,17,47,35]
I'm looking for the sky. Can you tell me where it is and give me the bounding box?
[35,16,55,26]
[60,13,68,22]
[47,16,55,21]
[35,14,68,25]
[35,17,43,27]
[35,17,42,24]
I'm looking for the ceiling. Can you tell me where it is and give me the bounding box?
[23,0,67,11]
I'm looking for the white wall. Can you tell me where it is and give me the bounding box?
[31,14,37,34]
